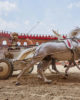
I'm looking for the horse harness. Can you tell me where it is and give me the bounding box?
[63,38,79,61]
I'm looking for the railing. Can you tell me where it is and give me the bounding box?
[0,30,67,40]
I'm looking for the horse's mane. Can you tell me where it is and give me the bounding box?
[70,27,80,37]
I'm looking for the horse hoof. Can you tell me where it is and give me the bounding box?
[37,75,42,79]
[44,80,52,84]
[15,82,21,86]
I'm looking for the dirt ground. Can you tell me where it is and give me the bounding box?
[0,70,80,100]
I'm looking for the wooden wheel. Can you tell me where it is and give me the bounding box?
[0,59,13,79]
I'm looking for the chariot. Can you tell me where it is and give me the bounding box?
[0,47,35,79]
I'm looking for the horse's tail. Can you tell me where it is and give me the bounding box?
[16,47,36,60]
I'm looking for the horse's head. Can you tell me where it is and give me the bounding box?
[70,27,80,39]
[70,28,80,56]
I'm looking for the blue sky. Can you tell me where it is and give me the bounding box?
[0,0,80,36]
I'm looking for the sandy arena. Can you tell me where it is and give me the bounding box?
[0,64,80,100]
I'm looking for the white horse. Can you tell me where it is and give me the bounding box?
[16,28,80,85]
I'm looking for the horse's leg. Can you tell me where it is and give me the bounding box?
[16,56,43,85]
[37,60,52,83]
[52,58,59,74]
[65,66,70,77]
[37,58,52,78]
[64,49,75,77]
[37,68,52,83]
[73,61,80,70]
[65,60,80,78]
[37,55,53,83]
[37,62,44,79]
[64,60,77,78]
[64,61,72,78]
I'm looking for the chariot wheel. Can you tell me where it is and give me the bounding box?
[0,59,13,79]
